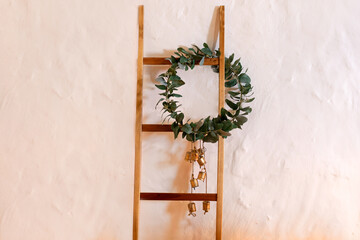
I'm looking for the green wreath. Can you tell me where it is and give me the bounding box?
[155,43,254,143]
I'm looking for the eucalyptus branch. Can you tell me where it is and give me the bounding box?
[154,43,254,143]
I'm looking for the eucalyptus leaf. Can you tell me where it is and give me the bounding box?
[155,84,167,90]
[172,79,185,87]
[222,121,233,131]
[203,131,218,143]
[186,134,195,142]
[225,99,238,110]
[181,123,192,134]
[235,116,248,125]
[156,77,167,86]
[225,71,233,80]
[170,94,182,98]
[191,59,195,69]
[180,56,187,64]
[189,48,197,54]
[201,47,212,56]
[178,47,190,55]
[194,120,203,131]
[217,129,232,137]
[169,75,181,81]
[171,122,180,138]
[228,91,240,97]
[155,98,165,108]
[240,107,252,114]
[239,73,251,84]
[214,123,223,130]
[228,53,234,63]
[176,113,184,123]
[220,108,228,118]
[195,132,204,140]
[178,63,185,69]
[199,56,205,66]
[169,102,177,111]
[211,65,219,73]
[245,97,255,103]
[225,79,237,88]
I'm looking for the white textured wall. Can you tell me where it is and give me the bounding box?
[1,0,360,239]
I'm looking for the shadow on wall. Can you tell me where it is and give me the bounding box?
[162,7,221,240]
[163,140,192,239]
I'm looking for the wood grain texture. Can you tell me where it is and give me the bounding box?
[132,5,143,240]
[140,192,217,201]
[142,124,173,132]
[143,57,219,65]
[216,5,225,240]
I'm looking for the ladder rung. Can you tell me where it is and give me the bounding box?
[140,192,217,201]
[143,57,219,66]
[142,124,173,132]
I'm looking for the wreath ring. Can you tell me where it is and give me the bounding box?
[155,43,254,143]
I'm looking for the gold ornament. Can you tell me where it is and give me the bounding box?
[197,170,206,181]
[186,140,211,217]
[190,174,199,189]
[185,150,199,163]
[197,155,206,167]
[203,201,210,214]
[188,202,196,217]
[185,151,192,161]
[197,147,206,155]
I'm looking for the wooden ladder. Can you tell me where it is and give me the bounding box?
[133,5,225,240]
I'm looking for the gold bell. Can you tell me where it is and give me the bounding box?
[190,175,199,189]
[197,155,206,167]
[197,170,206,181]
[184,151,192,162]
[203,201,210,214]
[188,202,196,216]
[191,150,199,162]
[197,147,206,155]
[185,150,198,163]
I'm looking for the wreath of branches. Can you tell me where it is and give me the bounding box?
[155,43,254,143]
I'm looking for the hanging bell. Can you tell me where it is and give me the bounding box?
[197,155,206,167]
[190,175,199,189]
[197,147,206,155]
[188,202,196,217]
[184,151,192,162]
[191,150,199,162]
[197,170,206,182]
[203,201,210,214]
[185,150,198,163]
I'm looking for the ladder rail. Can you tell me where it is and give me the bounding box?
[143,57,219,65]
[133,5,143,240]
[140,193,217,201]
[216,6,225,240]
[142,124,172,132]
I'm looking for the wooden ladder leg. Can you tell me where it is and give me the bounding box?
[216,5,225,240]
[133,5,144,240]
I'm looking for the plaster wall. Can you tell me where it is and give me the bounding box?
[1,0,360,239]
